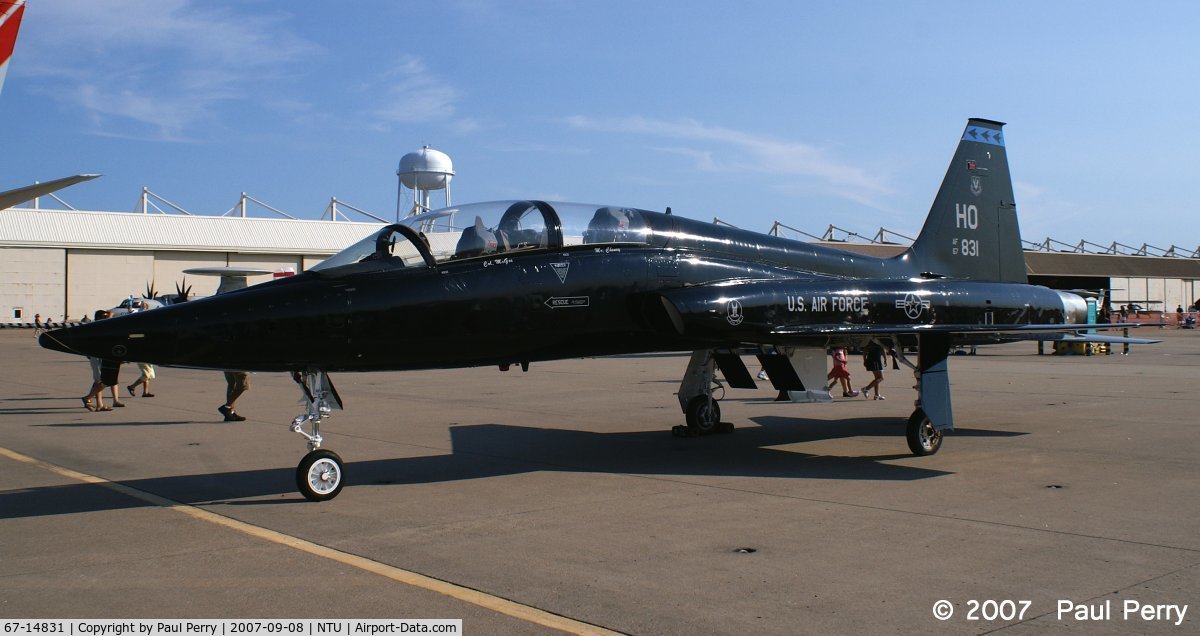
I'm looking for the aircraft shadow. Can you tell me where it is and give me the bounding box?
[33,421,196,428]
[1,408,93,415]
[0,417,968,519]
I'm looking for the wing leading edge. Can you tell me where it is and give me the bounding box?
[0,174,100,210]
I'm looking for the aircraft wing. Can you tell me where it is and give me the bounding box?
[0,174,100,210]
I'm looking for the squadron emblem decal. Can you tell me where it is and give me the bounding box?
[551,262,570,283]
[970,175,983,196]
[726,299,744,326]
[896,293,931,320]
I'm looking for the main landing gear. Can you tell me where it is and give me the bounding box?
[673,351,735,437]
[291,371,345,501]
[905,408,943,456]
[893,339,947,457]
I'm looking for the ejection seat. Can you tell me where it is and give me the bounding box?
[454,216,499,259]
[496,202,550,251]
[583,207,643,244]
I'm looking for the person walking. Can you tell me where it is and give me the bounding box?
[81,310,125,410]
[219,371,250,421]
[826,346,858,397]
[861,342,886,400]
[127,363,156,397]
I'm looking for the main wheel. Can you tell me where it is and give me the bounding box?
[906,409,943,456]
[684,395,721,434]
[297,449,345,501]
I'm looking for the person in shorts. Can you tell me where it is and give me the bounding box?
[861,341,887,400]
[81,310,125,410]
[219,371,250,421]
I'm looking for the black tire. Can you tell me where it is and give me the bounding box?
[297,449,345,501]
[685,395,721,434]
[906,409,943,456]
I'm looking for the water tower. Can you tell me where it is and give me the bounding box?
[396,145,453,222]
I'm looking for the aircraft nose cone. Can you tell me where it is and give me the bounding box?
[38,327,82,356]
[38,321,132,360]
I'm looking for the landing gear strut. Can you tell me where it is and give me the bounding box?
[894,335,950,457]
[291,371,345,501]
[674,350,734,437]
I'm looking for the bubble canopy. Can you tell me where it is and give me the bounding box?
[311,201,655,274]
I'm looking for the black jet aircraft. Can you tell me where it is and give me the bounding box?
[40,119,1153,501]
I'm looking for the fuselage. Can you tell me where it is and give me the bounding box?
[39,201,1087,372]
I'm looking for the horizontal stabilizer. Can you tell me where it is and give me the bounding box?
[1023,332,1160,345]
[770,322,1161,338]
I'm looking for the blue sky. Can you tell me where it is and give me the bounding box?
[4,1,1198,251]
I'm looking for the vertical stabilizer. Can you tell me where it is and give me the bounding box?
[0,0,25,97]
[901,119,1026,283]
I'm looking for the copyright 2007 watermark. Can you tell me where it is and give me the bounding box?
[932,600,954,620]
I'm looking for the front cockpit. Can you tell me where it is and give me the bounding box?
[311,201,660,276]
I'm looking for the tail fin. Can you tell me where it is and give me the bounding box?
[901,118,1026,283]
[0,1,26,97]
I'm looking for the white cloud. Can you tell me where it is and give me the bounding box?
[565,115,894,210]
[21,0,314,140]
[367,56,465,129]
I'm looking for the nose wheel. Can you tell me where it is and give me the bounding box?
[297,449,345,501]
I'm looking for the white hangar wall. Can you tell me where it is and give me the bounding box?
[0,207,381,323]
[3,247,313,322]
[1109,276,1200,312]
[1,247,65,322]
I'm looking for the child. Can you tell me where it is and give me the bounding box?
[826,346,858,397]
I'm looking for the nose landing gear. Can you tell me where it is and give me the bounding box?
[291,371,345,501]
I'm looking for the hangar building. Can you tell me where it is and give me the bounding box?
[1,206,379,323]
[3,203,1199,325]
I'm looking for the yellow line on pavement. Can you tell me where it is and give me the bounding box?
[0,445,623,636]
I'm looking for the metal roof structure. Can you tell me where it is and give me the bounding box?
[0,207,382,255]
[820,241,1200,279]
[754,218,1200,279]
[3,204,1197,279]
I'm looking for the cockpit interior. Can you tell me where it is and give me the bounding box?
[311,201,655,275]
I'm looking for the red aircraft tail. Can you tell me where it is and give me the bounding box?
[0,1,27,97]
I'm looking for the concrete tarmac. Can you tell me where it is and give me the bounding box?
[1,329,1197,634]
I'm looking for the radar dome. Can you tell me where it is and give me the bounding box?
[398,146,454,190]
